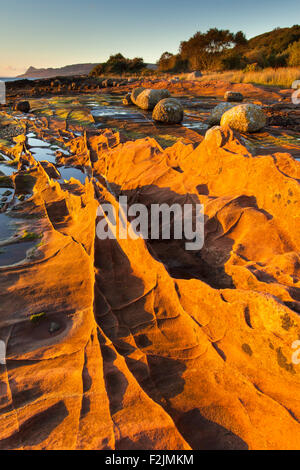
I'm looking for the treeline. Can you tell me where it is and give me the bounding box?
[157,25,300,72]
[90,53,146,76]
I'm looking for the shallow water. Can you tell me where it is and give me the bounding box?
[182,119,209,131]
[0,162,16,176]
[81,94,151,125]
[27,133,69,164]
[0,212,16,241]
[0,188,13,198]
[89,103,149,125]
[59,166,87,184]
[30,147,56,164]
[91,105,146,119]
[0,240,36,266]
[27,134,50,147]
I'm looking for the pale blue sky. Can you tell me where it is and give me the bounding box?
[0,0,299,75]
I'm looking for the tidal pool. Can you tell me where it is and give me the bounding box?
[59,166,87,184]
[0,212,16,241]
[0,163,16,176]
[0,240,36,266]
[27,133,70,164]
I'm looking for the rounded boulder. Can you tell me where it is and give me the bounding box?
[136,88,171,110]
[152,98,184,124]
[224,91,244,102]
[123,93,132,106]
[208,102,236,125]
[131,87,145,105]
[220,103,266,133]
[16,101,30,113]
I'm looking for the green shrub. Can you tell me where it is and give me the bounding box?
[22,231,42,241]
[30,312,46,324]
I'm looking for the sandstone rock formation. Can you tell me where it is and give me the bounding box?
[152,98,184,124]
[0,118,299,450]
[221,103,267,132]
[0,75,300,450]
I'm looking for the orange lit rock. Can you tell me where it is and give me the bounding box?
[0,115,299,450]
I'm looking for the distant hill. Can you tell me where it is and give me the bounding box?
[247,25,300,55]
[17,63,99,79]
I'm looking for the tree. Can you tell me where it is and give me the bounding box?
[179,29,238,70]
[157,52,175,71]
[89,54,146,77]
[234,31,248,46]
[287,39,300,66]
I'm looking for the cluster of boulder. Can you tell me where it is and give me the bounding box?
[208,91,266,132]
[125,87,184,124]
[6,76,138,98]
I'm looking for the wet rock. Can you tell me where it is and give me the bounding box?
[16,101,30,113]
[136,88,171,110]
[131,87,145,105]
[152,98,184,123]
[14,173,36,194]
[40,161,61,179]
[224,91,244,102]
[220,103,266,132]
[102,78,113,88]
[0,175,14,188]
[208,102,236,125]
[0,124,24,140]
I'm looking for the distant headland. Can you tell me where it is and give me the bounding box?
[17,63,99,79]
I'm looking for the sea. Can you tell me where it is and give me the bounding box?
[0,77,34,82]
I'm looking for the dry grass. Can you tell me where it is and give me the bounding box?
[184,67,300,88]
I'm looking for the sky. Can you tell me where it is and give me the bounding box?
[0,0,299,76]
